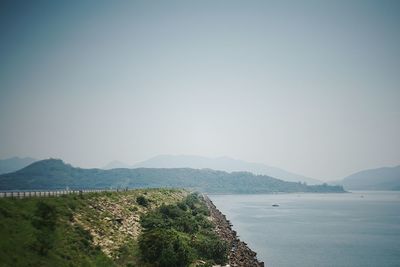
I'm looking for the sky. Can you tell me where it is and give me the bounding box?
[0,0,399,181]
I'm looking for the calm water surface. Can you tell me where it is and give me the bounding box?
[209,191,400,267]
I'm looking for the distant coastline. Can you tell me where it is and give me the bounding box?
[0,159,345,194]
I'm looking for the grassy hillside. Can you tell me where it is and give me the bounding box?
[0,192,113,267]
[0,189,228,267]
[0,159,345,193]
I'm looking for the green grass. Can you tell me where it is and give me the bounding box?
[0,194,114,267]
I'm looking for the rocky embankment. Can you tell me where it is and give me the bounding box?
[203,195,265,267]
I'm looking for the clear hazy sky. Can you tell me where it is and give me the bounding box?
[0,0,399,180]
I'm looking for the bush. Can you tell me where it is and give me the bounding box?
[177,202,188,211]
[136,195,149,207]
[32,202,57,230]
[141,212,168,229]
[160,204,185,219]
[139,229,193,267]
[31,201,58,255]
[193,234,228,265]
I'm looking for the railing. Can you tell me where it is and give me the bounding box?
[0,188,131,198]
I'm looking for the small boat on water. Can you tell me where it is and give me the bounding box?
[272,204,279,207]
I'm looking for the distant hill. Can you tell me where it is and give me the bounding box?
[109,155,321,185]
[0,159,344,193]
[0,157,37,175]
[340,165,400,190]
[103,160,131,169]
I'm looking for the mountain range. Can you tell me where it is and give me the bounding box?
[0,159,344,193]
[104,155,321,185]
[2,156,398,191]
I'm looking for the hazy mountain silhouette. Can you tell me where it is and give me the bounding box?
[0,159,343,193]
[339,165,400,190]
[103,160,131,169]
[129,155,321,184]
[0,157,37,175]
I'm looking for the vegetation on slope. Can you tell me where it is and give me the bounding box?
[0,193,113,267]
[0,189,227,267]
[139,193,228,266]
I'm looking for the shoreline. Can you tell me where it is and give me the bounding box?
[203,194,265,267]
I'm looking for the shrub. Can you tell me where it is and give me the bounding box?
[177,202,188,211]
[32,202,57,230]
[193,234,228,265]
[136,195,149,207]
[31,201,58,255]
[160,204,185,219]
[141,212,168,229]
[139,229,193,267]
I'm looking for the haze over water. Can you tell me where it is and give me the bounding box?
[210,191,400,267]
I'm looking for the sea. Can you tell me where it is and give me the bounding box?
[209,191,400,267]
